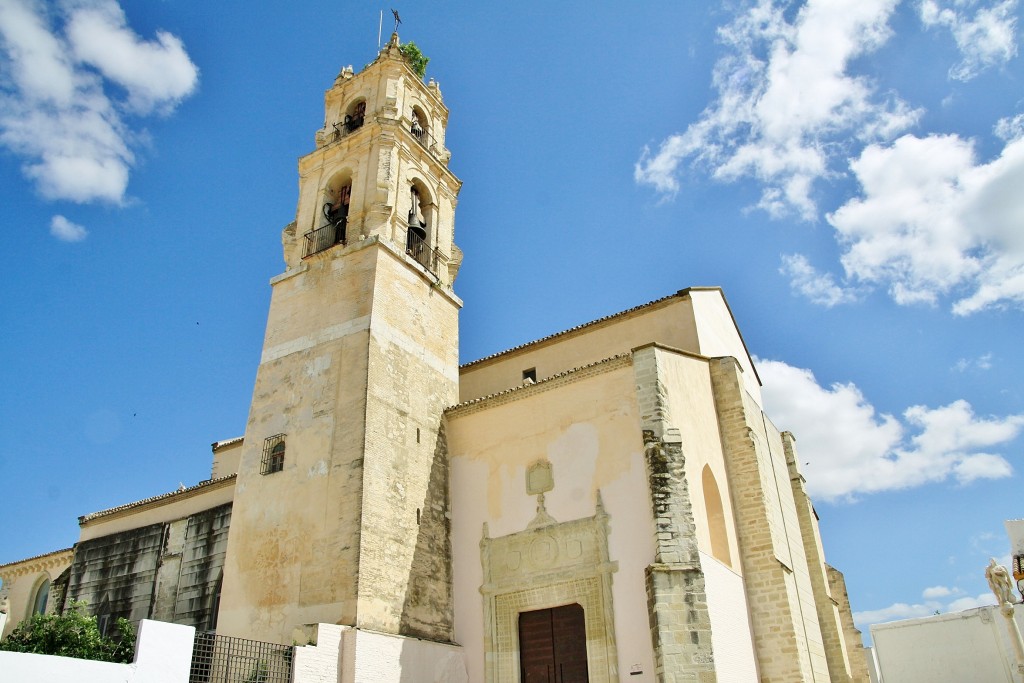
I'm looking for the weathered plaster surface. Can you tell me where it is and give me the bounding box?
[448,360,656,682]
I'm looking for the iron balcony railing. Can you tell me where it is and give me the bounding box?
[331,115,363,138]
[303,219,444,276]
[406,229,444,275]
[303,219,346,258]
[408,121,444,157]
[189,632,293,683]
[325,115,445,161]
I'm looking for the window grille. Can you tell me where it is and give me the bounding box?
[190,632,293,683]
[261,434,286,475]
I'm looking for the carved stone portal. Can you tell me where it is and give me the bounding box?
[480,492,619,683]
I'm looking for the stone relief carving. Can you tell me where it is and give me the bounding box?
[526,460,553,496]
[480,480,619,683]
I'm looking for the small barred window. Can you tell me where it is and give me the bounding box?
[262,434,286,474]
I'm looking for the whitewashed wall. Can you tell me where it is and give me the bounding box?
[702,552,758,682]
[292,623,467,683]
[0,619,194,683]
[872,604,1024,683]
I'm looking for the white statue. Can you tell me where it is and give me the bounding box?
[987,558,1016,605]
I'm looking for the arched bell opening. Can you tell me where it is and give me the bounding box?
[322,171,353,245]
[405,181,435,271]
[303,170,353,258]
[343,98,366,134]
[410,106,429,146]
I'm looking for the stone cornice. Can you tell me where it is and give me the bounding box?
[446,353,633,417]
[0,547,73,581]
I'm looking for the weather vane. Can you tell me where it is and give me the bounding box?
[391,9,401,34]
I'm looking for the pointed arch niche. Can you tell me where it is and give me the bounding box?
[702,465,732,567]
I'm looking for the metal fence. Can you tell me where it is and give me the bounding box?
[303,221,345,258]
[190,632,293,683]
[406,229,444,275]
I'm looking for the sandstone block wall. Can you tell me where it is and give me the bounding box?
[357,245,458,640]
[827,566,870,682]
[783,434,854,683]
[709,357,824,682]
[219,243,378,641]
[634,346,717,682]
[69,524,165,630]
[220,239,459,644]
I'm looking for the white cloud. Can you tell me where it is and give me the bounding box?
[829,133,1024,314]
[49,214,87,241]
[0,0,198,204]
[635,0,917,219]
[920,0,1018,81]
[780,253,859,306]
[854,591,995,627]
[954,353,994,372]
[635,1,1024,315]
[946,592,999,611]
[758,358,1024,501]
[65,1,197,114]
[855,602,939,624]
[995,113,1024,141]
[921,585,956,599]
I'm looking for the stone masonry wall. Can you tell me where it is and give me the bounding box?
[827,566,870,682]
[174,503,232,629]
[356,245,458,641]
[68,504,232,634]
[68,524,165,632]
[633,345,717,682]
[783,434,854,683]
[709,357,816,682]
[217,242,377,642]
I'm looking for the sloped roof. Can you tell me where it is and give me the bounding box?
[78,474,236,525]
[459,286,760,385]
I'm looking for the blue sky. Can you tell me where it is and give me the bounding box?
[2,0,1023,639]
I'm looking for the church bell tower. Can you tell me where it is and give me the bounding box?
[217,34,463,645]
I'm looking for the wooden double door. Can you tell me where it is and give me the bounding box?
[518,603,590,682]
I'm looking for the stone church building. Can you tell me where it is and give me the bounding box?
[0,36,868,682]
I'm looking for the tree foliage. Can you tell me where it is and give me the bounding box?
[0,600,136,663]
[399,42,429,79]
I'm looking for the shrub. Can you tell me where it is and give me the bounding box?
[399,42,429,78]
[0,600,135,663]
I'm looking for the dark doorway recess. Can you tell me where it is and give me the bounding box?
[518,603,589,682]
